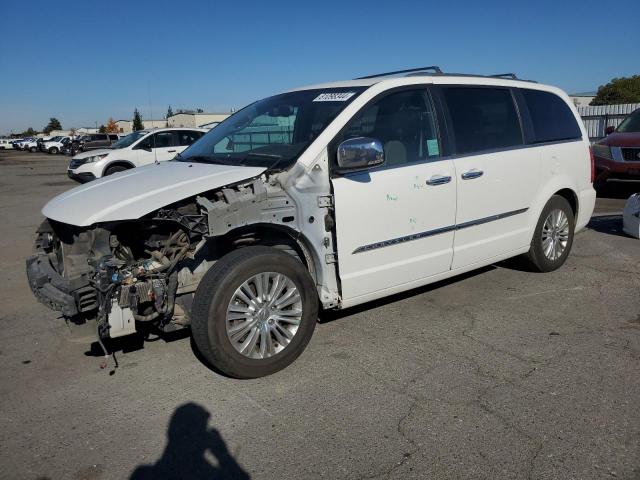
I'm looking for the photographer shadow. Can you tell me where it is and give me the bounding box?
[130,402,250,480]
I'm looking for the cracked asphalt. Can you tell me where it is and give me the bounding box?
[0,150,639,480]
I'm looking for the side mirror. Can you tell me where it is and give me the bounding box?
[336,137,385,173]
[605,125,615,135]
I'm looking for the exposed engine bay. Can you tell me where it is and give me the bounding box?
[26,174,325,347]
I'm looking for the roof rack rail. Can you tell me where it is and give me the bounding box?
[355,66,443,80]
[489,73,518,79]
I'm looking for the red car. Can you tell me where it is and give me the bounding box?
[592,108,640,187]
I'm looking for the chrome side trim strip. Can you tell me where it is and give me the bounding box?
[352,208,528,254]
[352,225,456,254]
[455,207,529,231]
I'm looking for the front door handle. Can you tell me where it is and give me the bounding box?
[426,174,452,186]
[461,169,484,180]
[168,150,176,153]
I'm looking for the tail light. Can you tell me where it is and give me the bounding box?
[589,146,595,183]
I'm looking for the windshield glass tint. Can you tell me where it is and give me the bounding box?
[178,88,365,169]
[110,131,147,149]
[617,110,640,133]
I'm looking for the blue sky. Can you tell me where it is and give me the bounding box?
[0,0,638,134]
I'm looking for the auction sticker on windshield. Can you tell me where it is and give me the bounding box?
[313,92,357,102]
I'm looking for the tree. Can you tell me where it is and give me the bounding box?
[132,108,144,131]
[98,124,107,133]
[43,118,62,134]
[106,118,119,133]
[590,75,640,106]
[20,127,37,137]
[197,108,204,113]
[166,105,174,119]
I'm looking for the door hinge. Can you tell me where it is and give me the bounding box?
[325,253,338,264]
[317,195,333,208]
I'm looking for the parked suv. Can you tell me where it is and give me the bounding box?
[67,128,207,182]
[27,67,595,378]
[592,108,640,187]
[72,133,120,152]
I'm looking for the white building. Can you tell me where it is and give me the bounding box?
[569,92,596,108]
[115,119,168,134]
[74,127,99,135]
[167,112,229,128]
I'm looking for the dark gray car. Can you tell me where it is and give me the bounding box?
[75,133,120,152]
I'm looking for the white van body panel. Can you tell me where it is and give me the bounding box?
[333,159,457,300]
[44,161,266,226]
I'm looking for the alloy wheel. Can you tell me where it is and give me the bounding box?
[226,272,302,359]
[541,209,570,261]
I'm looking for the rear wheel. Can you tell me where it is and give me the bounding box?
[104,164,129,176]
[526,195,575,272]
[29,146,37,152]
[192,246,318,378]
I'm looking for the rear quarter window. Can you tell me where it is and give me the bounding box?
[521,89,582,143]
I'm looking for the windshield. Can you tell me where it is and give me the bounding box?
[617,110,640,133]
[178,88,366,170]
[49,136,62,142]
[109,131,147,149]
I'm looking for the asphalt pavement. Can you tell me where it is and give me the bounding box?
[0,150,638,480]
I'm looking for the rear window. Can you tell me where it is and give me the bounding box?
[521,89,582,143]
[443,87,523,154]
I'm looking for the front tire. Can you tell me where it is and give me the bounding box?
[49,147,58,154]
[29,146,37,152]
[104,164,129,176]
[526,195,575,272]
[192,246,318,379]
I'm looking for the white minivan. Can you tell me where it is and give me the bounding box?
[28,67,595,378]
[67,127,207,182]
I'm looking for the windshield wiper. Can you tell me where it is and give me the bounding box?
[245,152,283,159]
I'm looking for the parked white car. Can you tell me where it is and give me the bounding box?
[66,128,207,182]
[28,67,596,378]
[23,139,41,152]
[0,138,13,149]
[42,136,71,154]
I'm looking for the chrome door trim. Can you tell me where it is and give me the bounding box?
[351,208,529,254]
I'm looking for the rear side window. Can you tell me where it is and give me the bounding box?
[151,131,176,148]
[177,130,204,146]
[443,87,523,154]
[521,89,582,143]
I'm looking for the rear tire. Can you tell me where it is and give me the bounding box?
[192,246,318,379]
[104,164,129,176]
[526,195,575,272]
[29,146,37,152]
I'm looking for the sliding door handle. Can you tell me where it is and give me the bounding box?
[426,175,452,186]
[461,169,483,180]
